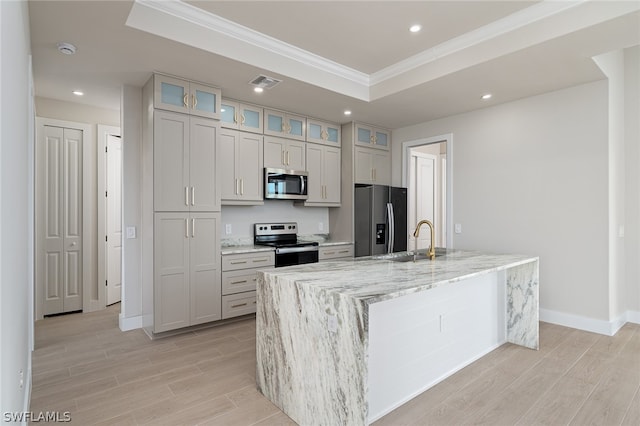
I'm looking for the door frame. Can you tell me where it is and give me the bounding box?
[401,133,453,248]
[409,150,438,249]
[35,117,93,319]
[97,124,121,307]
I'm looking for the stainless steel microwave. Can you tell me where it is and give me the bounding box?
[264,168,308,200]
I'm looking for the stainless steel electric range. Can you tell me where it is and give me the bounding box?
[254,222,319,267]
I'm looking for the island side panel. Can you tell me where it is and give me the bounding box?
[256,271,369,426]
[506,259,539,349]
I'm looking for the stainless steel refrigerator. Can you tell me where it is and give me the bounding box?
[354,184,407,257]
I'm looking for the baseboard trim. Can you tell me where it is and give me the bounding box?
[119,314,143,331]
[540,308,639,336]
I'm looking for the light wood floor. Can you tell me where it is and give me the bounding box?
[31,304,639,425]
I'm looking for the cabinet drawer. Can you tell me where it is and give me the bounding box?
[319,245,354,261]
[222,291,257,319]
[222,269,259,295]
[222,251,275,271]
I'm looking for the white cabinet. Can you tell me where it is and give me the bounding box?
[154,74,221,120]
[319,244,354,261]
[306,119,341,146]
[221,251,275,319]
[153,110,220,212]
[264,109,306,141]
[220,129,264,205]
[154,212,221,333]
[264,136,306,170]
[221,100,263,134]
[355,123,390,150]
[355,146,390,185]
[305,144,341,206]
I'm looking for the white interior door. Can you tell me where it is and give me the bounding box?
[413,153,436,250]
[39,125,83,315]
[106,135,122,305]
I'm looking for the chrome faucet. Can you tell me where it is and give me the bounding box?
[413,219,436,260]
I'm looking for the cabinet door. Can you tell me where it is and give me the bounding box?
[354,147,374,184]
[374,129,390,149]
[154,75,190,115]
[286,114,306,141]
[323,146,341,204]
[264,109,285,136]
[356,124,373,146]
[286,140,306,170]
[189,213,221,325]
[236,133,264,201]
[326,124,341,145]
[307,121,324,144]
[190,82,221,120]
[154,213,190,332]
[305,144,324,203]
[154,110,189,211]
[221,100,239,129]
[372,150,391,185]
[239,103,263,133]
[264,136,286,168]
[189,117,220,212]
[220,129,239,201]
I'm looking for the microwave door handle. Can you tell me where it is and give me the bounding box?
[300,175,305,195]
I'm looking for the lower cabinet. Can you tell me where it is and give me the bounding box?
[319,244,354,261]
[221,251,275,319]
[154,212,221,333]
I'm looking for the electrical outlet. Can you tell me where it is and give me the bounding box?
[454,223,462,234]
[318,222,324,231]
[126,226,136,239]
[225,224,232,235]
[18,369,24,390]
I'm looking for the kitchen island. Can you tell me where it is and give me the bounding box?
[256,249,538,425]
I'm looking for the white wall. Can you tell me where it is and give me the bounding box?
[222,202,329,238]
[392,81,611,324]
[1,0,32,415]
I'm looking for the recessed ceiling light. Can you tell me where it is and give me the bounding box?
[344,110,352,116]
[481,93,492,100]
[409,24,422,33]
[254,87,264,93]
[72,90,84,96]
[57,42,77,55]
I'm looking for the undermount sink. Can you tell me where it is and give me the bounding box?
[375,248,447,262]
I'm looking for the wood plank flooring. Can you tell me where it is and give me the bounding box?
[30,304,639,425]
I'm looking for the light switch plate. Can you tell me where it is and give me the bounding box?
[126,226,136,239]
[454,223,462,234]
[225,224,232,235]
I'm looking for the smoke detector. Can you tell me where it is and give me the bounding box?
[57,42,77,55]
[249,75,281,90]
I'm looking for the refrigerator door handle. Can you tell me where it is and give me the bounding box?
[387,202,395,254]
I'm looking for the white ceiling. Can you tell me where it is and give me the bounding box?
[29,1,640,130]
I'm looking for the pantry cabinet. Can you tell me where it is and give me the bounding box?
[221,100,263,134]
[264,109,306,141]
[154,74,221,120]
[305,144,341,206]
[154,212,221,332]
[153,110,220,212]
[220,129,264,205]
[264,136,306,170]
[354,146,390,185]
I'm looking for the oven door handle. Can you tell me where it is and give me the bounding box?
[275,246,319,255]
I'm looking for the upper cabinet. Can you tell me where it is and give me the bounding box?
[354,146,391,186]
[221,100,263,134]
[264,109,306,141]
[264,136,306,171]
[305,144,341,206]
[306,119,341,146]
[153,110,220,212]
[154,74,221,120]
[220,129,264,205]
[355,123,390,150]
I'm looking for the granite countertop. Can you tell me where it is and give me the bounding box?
[260,249,538,304]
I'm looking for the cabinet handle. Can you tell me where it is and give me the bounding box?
[191,187,195,206]
[240,179,244,195]
[338,250,350,254]
[286,151,290,165]
[185,187,189,206]
[234,112,239,124]
[185,219,189,238]
[281,150,285,165]
[191,218,195,237]
[183,94,189,108]
[230,260,248,265]
[240,114,246,125]
[373,135,377,144]
[252,258,268,263]
[231,303,248,308]
[230,280,248,285]
[192,94,197,109]
[325,251,336,255]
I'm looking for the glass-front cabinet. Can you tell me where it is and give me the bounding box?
[221,99,263,134]
[306,119,341,146]
[154,74,221,120]
[264,109,306,141]
[355,123,390,150]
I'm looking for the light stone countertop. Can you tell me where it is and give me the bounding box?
[260,249,538,305]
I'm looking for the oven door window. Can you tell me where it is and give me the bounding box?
[275,250,318,267]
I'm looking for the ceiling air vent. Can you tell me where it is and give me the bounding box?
[249,75,282,90]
